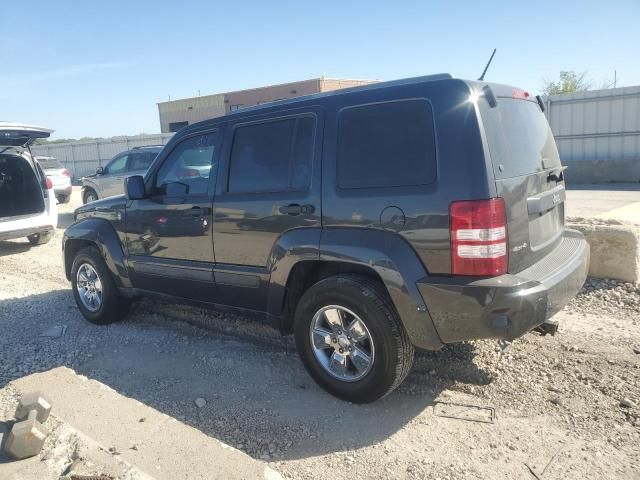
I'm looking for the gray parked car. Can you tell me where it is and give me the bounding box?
[81,146,163,204]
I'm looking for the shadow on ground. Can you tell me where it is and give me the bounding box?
[0,290,493,461]
[0,241,31,258]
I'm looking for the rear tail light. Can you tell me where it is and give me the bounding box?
[45,177,53,190]
[512,88,530,100]
[62,169,71,177]
[450,198,508,276]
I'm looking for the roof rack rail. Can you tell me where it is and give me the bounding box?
[132,145,164,149]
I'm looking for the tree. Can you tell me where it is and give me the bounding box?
[541,71,592,96]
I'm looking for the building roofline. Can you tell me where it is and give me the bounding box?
[157,77,378,106]
[206,73,455,120]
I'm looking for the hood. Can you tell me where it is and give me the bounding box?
[74,195,126,222]
[0,122,53,147]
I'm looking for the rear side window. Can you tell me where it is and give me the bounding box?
[337,100,436,189]
[228,116,315,193]
[129,152,157,171]
[480,99,561,179]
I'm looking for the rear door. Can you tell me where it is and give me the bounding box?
[212,109,322,311]
[479,90,565,273]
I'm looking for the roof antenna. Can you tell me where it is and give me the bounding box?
[478,48,497,81]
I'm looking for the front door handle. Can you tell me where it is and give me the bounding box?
[279,204,302,215]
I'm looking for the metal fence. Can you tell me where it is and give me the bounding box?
[544,85,640,183]
[30,133,174,181]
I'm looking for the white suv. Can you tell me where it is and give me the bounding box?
[0,122,58,246]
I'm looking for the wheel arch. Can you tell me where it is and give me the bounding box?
[268,227,443,350]
[63,218,131,288]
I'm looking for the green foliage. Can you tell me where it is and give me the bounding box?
[541,71,592,96]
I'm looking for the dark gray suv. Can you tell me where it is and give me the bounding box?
[63,74,589,403]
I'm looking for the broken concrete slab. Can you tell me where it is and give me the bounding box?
[567,218,640,283]
[5,367,282,480]
[38,325,67,339]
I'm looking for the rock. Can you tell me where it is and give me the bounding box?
[620,398,636,408]
[195,397,207,408]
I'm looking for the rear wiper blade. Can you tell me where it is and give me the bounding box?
[546,166,568,183]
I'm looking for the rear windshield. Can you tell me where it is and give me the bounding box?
[480,98,561,179]
[37,158,64,170]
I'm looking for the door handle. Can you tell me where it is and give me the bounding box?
[189,207,204,216]
[279,204,315,216]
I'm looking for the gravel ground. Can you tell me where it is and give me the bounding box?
[0,192,638,479]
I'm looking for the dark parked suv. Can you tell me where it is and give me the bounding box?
[63,74,589,402]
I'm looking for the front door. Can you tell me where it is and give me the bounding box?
[100,153,129,198]
[125,130,219,301]
[212,110,322,311]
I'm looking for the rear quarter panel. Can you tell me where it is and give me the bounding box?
[321,79,493,274]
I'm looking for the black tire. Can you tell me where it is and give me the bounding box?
[294,274,414,403]
[71,246,130,325]
[27,231,53,246]
[82,188,98,204]
[57,194,71,204]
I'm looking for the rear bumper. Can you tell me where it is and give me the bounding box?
[417,229,590,343]
[0,225,54,242]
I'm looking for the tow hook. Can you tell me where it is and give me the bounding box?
[535,319,559,336]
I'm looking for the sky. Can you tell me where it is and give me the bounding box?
[1,0,639,139]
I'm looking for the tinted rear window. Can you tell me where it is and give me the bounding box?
[480,99,561,179]
[337,99,436,189]
[228,116,314,193]
[37,158,64,170]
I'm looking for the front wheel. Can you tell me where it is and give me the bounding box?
[294,274,414,403]
[71,246,130,325]
[82,188,98,204]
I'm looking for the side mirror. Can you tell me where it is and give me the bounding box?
[125,175,146,200]
[96,166,104,175]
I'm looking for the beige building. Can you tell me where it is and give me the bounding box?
[157,77,377,133]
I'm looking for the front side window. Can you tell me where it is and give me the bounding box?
[337,100,436,189]
[228,116,315,193]
[105,155,128,175]
[154,133,216,196]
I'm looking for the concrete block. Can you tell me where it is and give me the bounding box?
[568,217,640,283]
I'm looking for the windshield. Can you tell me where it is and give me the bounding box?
[480,98,561,179]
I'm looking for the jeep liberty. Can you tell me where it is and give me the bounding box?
[63,74,589,402]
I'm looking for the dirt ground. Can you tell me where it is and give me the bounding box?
[0,191,638,479]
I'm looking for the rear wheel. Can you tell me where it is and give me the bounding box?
[82,188,98,204]
[27,231,53,246]
[294,274,414,403]
[57,194,71,204]
[71,246,130,325]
